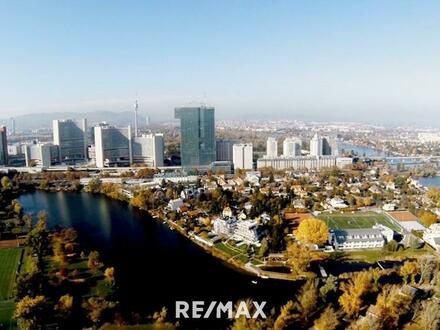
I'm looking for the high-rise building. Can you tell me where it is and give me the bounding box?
[266,137,278,158]
[233,143,253,170]
[174,106,215,167]
[310,133,323,156]
[283,137,302,157]
[0,126,8,165]
[322,137,339,156]
[53,119,88,163]
[132,133,164,167]
[94,124,132,168]
[216,139,234,162]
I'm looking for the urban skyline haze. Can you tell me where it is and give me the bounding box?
[1,1,440,124]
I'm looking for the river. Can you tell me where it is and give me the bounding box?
[339,143,390,157]
[19,191,297,327]
[417,176,440,188]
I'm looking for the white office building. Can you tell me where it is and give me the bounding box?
[213,217,237,236]
[310,133,323,156]
[94,124,132,168]
[266,137,278,158]
[53,119,88,163]
[24,143,57,167]
[233,143,253,170]
[282,137,302,157]
[132,133,164,167]
[216,139,234,162]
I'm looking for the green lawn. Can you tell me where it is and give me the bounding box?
[0,300,16,329]
[318,211,401,232]
[0,248,22,300]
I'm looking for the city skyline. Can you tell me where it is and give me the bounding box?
[1,1,440,125]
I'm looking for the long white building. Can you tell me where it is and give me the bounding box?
[232,143,253,170]
[257,156,351,171]
[132,133,164,167]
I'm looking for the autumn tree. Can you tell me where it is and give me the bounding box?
[87,251,102,272]
[419,211,437,227]
[400,260,419,284]
[14,295,46,329]
[339,270,373,318]
[410,299,440,330]
[295,218,329,245]
[313,306,339,330]
[104,267,115,286]
[285,243,315,275]
[369,285,412,329]
[82,297,116,325]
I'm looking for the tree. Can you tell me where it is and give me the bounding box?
[87,251,101,272]
[55,294,74,316]
[295,218,329,245]
[104,267,115,286]
[1,176,11,190]
[285,243,315,275]
[273,300,301,330]
[296,279,318,322]
[319,275,338,302]
[14,295,46,330]
[370,285,412,329]
[257,238,269,258]
[313,307,339,330]
[339,271,373,318]
[82,297,116,325]
[419,211,437,227]
[410,300,440,330]
[400,260,419,284]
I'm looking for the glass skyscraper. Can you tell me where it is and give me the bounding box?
[174,106,215,167]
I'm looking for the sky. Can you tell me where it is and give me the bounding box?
[1,1,440,124]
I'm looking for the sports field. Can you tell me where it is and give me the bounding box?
[0,248,22,300]
[318,212,401,232]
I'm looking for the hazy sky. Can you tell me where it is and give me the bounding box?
[1,1,440,124]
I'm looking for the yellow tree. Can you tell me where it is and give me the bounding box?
[104,267,115,286]
[370,285,412,329]
[285,243,316,275]
[295,218,329,245]
[14,295,46,329]
[419,211,437,227]
[313,307,339,330]
[400,260,419,284]
[339,271,373,318]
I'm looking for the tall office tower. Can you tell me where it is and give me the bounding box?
[216,139,234,161]
[233,143,253,170]
[53,119,88,163]
[282,137,302,157]
[0,126,8,165]
[322,136,339,156]
[94,124,132,168]
[266,137,278,158]
[10,118,16,135]
[310,133,323,156]
[174,105,215,167]
[132,133,164,167]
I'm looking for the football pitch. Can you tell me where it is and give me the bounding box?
[318,212,401,232]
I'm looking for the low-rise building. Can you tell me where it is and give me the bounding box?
[329,228,385,250]
[212,217,237,236]
[423,223,440,251]
[233,220,261,245]
[168,198,184,211]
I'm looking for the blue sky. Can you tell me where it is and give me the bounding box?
[1,1,440,124]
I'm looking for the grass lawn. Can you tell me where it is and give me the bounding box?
[0,248,22,300]
[0,300,16,329]
[318,211,401,232]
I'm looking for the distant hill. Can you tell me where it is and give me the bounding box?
[0,111,148,131]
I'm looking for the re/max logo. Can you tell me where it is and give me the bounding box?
[175,301,267,319]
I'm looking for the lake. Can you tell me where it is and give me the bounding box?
[19,191,297,327]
